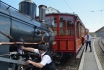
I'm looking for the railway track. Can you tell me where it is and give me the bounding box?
[55,38,104,70]
[55,57,80,70]
[95,38,104,70]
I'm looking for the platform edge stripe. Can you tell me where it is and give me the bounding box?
[78,49,85,70]
[93,39,103,70]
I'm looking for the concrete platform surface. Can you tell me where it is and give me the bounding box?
[78,39,103,70]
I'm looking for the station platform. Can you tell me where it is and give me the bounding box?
[78,39,103,70]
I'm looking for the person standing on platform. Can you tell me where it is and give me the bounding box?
[85,33,92,52]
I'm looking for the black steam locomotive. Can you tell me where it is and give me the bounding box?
[0,0,54,70]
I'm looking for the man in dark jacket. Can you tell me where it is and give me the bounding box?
[21,44,56,70]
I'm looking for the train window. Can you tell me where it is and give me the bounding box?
[59,16,66,28]
[60,29,65,36]
[60,17,64,22]
[66,16,74,28]
[53,30,57,36]
[59,16,66,36]
[51,16,57,36]
[76,22,80,38]
[81,26,85,36]
[54,17,57,24]
[59,16,74,36]
[66,16,74,36]
[60,20,66,28]
[67,29,74,35]
[45,17,51,25]
[67,20,73,27]
[59,16,66,20]
[71,30,74,35]
[67,30,71,35]
[67,17,74,23]
[60,21,66,36]
[51,16,57,27]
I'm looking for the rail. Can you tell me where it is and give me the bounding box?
[99,38,104,52]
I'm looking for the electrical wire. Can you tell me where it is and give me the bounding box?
[76,9,103,13]
[63,0,74,13]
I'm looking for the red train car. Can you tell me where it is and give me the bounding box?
[37,13,87,58]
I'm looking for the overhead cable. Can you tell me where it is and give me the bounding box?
[63,0,74,13]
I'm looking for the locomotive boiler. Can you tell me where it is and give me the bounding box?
[0,0,53,70]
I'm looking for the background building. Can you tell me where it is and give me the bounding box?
[95,26,104,38]
[89,32,96,37]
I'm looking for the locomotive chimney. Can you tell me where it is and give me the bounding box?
[19,0,37,19]
[38,5,47,23]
